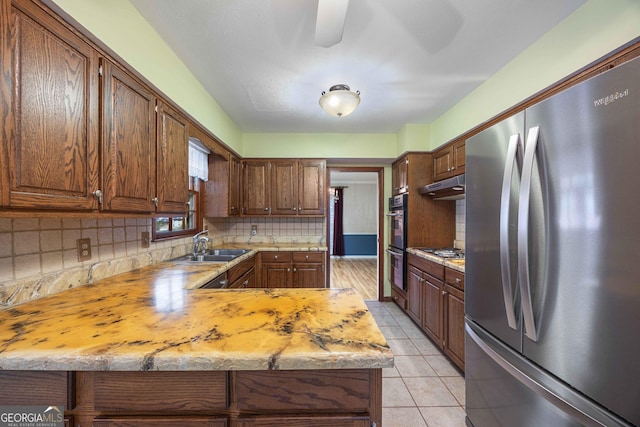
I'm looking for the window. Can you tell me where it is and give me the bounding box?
[152,178,202,240]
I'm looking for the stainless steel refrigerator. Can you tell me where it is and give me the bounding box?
[465,55,640,427]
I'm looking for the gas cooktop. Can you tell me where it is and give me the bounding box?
[415,247,465,259]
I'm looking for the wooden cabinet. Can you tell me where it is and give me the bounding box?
[443,267,465,370]
[229,155,241,215]
[242,159,271,215]
[101,59,156,212]
[392,156,409,194]
[258,251,326,288]
[156,100,189,214]
[406,254,465,371]
[297,159,326,215]
[292,252,325,288]
[406,265,423,324]
[228,255,255,289]
[242,159,326,217]
[433,139,465,182]
[0,0,100,210]
[93,418,227,427]
[0,371,70,406]
[271,160,297,215]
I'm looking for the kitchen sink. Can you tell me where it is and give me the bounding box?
[176,249,250,263]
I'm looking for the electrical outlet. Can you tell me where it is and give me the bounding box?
[141,231,150,248]
[77,238,92,262]
[251,225,257,236]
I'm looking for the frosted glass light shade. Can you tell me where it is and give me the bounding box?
[319,84,360,118]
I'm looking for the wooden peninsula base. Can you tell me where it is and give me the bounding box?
[1,368,381,427]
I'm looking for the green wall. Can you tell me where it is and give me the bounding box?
[49,0,640,157]
[428,0,640,149]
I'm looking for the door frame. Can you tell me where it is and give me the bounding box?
[326,166,385,301]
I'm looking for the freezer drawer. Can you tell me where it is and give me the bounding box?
[465,321,630,427]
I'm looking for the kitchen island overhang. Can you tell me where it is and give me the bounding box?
[0,263,392,426]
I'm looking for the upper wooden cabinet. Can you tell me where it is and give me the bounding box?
[242,159,326,217]
[242,160,271,215]
[156,101,189,213]
[101,59,156,212]
[433,139,465,182]
[392,157,409,195]
[0,0,100,210]
[297,159,325,216]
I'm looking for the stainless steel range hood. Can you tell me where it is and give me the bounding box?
[418,174,465,200]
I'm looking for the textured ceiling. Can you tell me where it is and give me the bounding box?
[130,0,585,133]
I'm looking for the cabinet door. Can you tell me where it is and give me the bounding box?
[101,59,156,212]
[298,159,325,215]
[261,262,291,288]
[432,146,453,181]
[242,160,270,215]
[1,0,99,209]
[156,101,189,213]
[452,139,466,176]
[406,265,423,325]
[398,157,409,193]
[422,275,443,345]
[271,159,297,215]
[444,285,465,370]
[293,263,325,288]
[229,155,241,215]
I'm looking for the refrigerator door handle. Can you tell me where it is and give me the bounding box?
[499,134,521,330]
[518,126,540,341]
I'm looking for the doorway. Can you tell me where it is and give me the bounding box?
[327,167,384,301]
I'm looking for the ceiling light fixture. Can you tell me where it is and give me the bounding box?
[319,84,361,118]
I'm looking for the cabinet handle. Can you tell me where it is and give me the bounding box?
[305,255,309,260]
[243,280,249,286]
[442,290,447,296]
[274,255,278,260]
[292,207,297,211]
[92,189,103,204]
[293,268,297,272]
[287,268,290,272]
[298,207,302,211]
[456,278,461,283]
[152,197,158,208]
[263,207,269,211]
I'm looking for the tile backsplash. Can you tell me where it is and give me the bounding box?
[0,216,326,308]
[454,199,466,250]
[0,217,192,307]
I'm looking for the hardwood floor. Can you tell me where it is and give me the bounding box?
[330,257,378,300]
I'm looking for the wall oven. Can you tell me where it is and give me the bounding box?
[386,194,408,290]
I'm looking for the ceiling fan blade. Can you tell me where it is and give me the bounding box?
[315,0,350,48]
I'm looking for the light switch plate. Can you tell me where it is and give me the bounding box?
[77,238,91,262]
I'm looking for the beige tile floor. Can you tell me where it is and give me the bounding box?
[366,300,467,427]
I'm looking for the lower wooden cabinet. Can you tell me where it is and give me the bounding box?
[405,253,465,371]
[258,252,326,288]
[93,418,227,427]
[236,416,370,427]
[228,256,256,289]
[9,368,381,426]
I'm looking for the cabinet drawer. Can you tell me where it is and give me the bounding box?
[228,256,255,283]
[292,252,324,263]
[408,254,444,280]
[392,287,407,310]
[236,416,370,427]
[93,418,227,427]
[236,370,370,411]
[93,371,227,411]
[445,268,464,291]
[260,252,292,263]
[0,371,70,407]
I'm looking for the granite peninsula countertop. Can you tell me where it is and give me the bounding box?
[406,248,465,273]
[0,244,393,372]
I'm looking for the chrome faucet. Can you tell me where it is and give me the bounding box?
[192,230,210,258]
